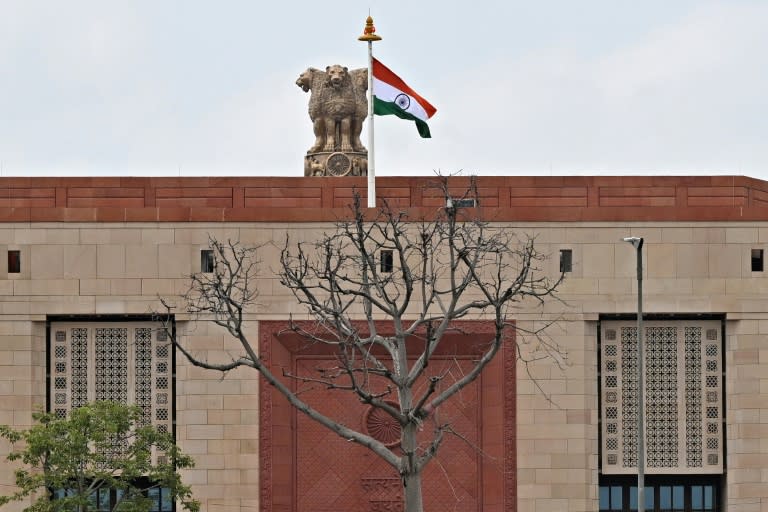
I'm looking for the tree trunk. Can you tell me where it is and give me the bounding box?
[403,471,423,512]
[399,381,423,512]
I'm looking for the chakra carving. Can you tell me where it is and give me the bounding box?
[364,402,401,447]
[296,65,368,177]
[326,152,352,176]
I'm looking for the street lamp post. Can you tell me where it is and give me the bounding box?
[622,236,644,512]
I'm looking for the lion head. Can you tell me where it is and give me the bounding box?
[325,64,349,89]
[295,68,316,92]
[350,68,367,90]
[296,67,328,93]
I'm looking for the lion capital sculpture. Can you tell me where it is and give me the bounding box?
[296,64,368,155]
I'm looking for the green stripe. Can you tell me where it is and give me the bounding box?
[374,97,431,138]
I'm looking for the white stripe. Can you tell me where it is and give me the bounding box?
[372,77,429,122]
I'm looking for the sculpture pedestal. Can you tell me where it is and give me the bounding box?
[305,151,368,177]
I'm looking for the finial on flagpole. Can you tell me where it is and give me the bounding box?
[358,15,380,208]
[358,15,382,42]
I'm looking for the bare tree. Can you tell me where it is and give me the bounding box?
[160,179,565,512]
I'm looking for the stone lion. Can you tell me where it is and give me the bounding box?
[295,67,328,153]
[306,156,325,177]
[349,68,368,153]
[296,65,368,154]
[319,65,357,152]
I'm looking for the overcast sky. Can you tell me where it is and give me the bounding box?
[1,1,766,179]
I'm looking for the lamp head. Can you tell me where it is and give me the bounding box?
[622,236,644,249]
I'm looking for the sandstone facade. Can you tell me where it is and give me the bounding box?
[0,176,767,512]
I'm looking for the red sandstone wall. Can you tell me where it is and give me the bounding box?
[0,175,767,222]
[258,320,516,512]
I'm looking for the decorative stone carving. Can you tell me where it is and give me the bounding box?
[296,65,368,176]
[369,501,403,512]
[259,320,516,512]
[360,478,401,494]
[361,477,402,512]
[363,402,401,447]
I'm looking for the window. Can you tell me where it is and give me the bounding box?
[690,485,716,511]
[147,486,174,511]
[751,249,763,271]
[628,486,655,511]
[54,485,173,512]
[8,249,20,273]
[380,249,394,273]
[559,249,573,273]
[89,488,113,511]
[201,250,215,273]
[600,485,624,510]
[49,322,172,438]
[600,320,723,475]
[599,476,719,512]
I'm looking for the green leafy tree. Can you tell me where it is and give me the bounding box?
[0,401,199,512]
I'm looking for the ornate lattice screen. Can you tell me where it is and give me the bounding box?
[50,322,172,436]
[600,320,723,475]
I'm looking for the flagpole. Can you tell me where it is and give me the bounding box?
[359,16,381,208]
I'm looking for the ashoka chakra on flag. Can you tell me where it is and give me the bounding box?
[372,58,436,138]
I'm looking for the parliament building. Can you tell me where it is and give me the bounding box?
[1,175,767,512]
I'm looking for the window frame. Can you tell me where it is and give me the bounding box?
[45,316,176,440]
[598,318,725,475]
[380,249,394,273]
[599,474,721,512]
[200,249,215,273]
[52,480,174,512]
[8,249,20,273]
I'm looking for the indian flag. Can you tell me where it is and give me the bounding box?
[373,58,437,138]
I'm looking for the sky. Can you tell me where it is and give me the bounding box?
[1,1,766,179]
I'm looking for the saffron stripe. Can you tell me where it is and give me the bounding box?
[372,58,437,119]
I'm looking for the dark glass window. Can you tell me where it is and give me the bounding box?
[201,250,214,273]
[628,486,654,511]
[53,486,173,511]
[91,487,111,511]
[751,248,763,271]
[600,485,624,510]
[8,250,20,273]
[691,485,715,511]
[559,249,572,273]
[380,249,394,273]
[148,487,174,512]
[600,476,719,512]
[600,487,609,508]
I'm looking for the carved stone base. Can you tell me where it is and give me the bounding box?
[305,151,368,177]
